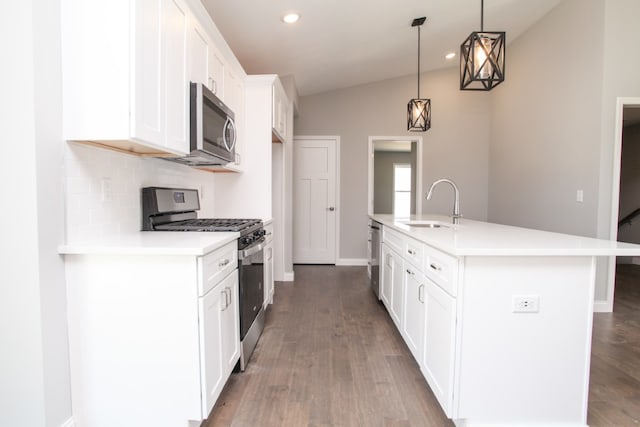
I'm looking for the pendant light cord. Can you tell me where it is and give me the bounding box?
[417,25,421,98]
[480,0,484,32]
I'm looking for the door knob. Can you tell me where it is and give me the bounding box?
[328,207,335,211]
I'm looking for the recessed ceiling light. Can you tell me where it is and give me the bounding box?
[282,13,300,24]
[445,52,456,60]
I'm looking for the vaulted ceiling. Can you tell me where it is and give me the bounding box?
[201,0,563,96]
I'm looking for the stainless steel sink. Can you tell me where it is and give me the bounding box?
[400,220,451,228]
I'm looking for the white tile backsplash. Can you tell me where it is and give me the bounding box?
[64,142,217,242]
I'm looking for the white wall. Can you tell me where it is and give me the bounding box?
[1,1,72,426]
[295,68,491,259]
[488,0,605,237]
[488,0,640,304]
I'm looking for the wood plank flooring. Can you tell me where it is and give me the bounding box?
[206,264,640,427]
[588,264,640,426]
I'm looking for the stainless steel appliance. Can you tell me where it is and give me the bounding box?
[167,82,236,166]
[141,187,265,371]
[368,219,382,299]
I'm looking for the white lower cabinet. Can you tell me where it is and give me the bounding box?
[421,276,456,416]
[199,270,239,415]
[64,240,240,427]
[381,242,404,328]
[402,265,425,364]
[380,225,457,419]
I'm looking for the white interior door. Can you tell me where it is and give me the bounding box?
[293,138,337,264]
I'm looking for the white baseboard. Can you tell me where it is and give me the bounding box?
[283,271,295,281]
[593,300,613,313]
[336,258,368,266]
[60,417,75,427]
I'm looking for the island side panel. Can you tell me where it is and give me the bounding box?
[65,254,203,427]
[454,256,595,426]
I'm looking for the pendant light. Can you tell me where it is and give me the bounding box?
[407,17,431,132]
[460,0,505,90]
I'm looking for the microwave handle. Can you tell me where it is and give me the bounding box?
[223,117,237,152]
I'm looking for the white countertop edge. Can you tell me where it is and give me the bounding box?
[371,214,640,257]
[58,232,239,256]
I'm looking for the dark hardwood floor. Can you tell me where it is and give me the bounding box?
[588,264,640,426]
[206,264,640,427]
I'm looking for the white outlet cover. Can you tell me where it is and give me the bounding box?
[512,295,540,313]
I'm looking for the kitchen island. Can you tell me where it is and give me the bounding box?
[371,214,640,427]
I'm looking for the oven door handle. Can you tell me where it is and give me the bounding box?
[238,240,266,260]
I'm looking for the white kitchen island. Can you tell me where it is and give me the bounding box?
[371,214,640,427]
[59,232,240,427]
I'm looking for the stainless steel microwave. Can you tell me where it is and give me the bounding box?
[169,82,236,166]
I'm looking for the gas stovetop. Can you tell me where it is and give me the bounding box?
[141,187,265,249]
[154,218,262,233]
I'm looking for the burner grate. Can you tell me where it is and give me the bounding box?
[155,218,262,233]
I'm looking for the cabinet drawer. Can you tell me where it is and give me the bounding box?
[404,238,424,270]
[383,226,405,256]
[424,246,458,297]
[199,240,238,296]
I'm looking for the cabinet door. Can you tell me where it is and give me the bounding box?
[132,0,163,145]
[422,278,456,417]
[263,243,274,307]
[403,266,425,364]
[163,0,189,154]
[208,47,225,98]
[381,244,393,309]
[388,248,404,329]
[272,80,288,142]
[189,19,209,87]
[220,272,240,374]
[199,281,224,417]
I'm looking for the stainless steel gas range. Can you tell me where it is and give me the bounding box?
[142,186,265,371]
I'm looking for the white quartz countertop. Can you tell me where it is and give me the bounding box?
[58,231,239,256]
[371,214,640,257]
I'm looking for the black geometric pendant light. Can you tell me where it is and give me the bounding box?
[407,17,431,132]
[460,0,505,90]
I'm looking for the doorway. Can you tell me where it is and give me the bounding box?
[368,136,423,216]
[606,98,640,310]
[293,136,339,264]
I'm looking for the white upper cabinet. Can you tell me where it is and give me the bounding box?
[62,0,191,157]
[209,47,226,99]
[272,78,291,143]
[189,20,209,88]
[163,0,190,153]
[188,19,225,100]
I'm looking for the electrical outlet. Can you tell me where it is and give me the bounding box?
[576,189,584,203]
[512,295,539,313]
[101,177,112,202]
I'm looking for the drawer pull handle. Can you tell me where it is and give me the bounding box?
[418,284,425,303]
[221,290,228,310]
[430,263,442,272]
[219,259,230,268]
[407,249,415,255]
[406,269,414,276]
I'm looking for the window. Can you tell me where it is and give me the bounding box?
[393,164,411,217]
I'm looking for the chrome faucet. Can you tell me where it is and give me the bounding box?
[426,178,461,224]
